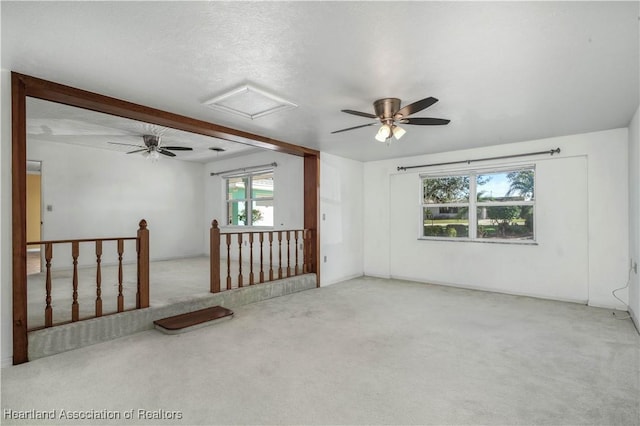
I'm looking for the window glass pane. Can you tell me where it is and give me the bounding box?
[423,176,469,203]
[251,199,274,226]
[227,201,247,225]
[477,170,534,202]
[251,173,274,198]
[477,205,534,240]
[423,208,469,238]
[227,177,248,201]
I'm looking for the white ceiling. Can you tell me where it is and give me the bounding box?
[26,98,261,163]
[2,1,639,162]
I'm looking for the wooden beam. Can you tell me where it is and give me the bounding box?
[13,73,319,158]
[304,154,320,287]
[11,73,28,364]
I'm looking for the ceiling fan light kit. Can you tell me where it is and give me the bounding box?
[375,124,391,142]
[392,124,406,139]
[332,96,450,143]
[142,150,161,162]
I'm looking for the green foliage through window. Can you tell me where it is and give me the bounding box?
[238,209,264,224]
[423,176,470,203]
[421,167,535,242]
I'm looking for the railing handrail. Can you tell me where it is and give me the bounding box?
[210,219,313,292]
[219,228,308,235]
[27,219,149,331]
[27,236,138,246]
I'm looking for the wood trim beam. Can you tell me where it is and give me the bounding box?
[13,73,319,158]
[304,154,320,287]
[11,73,28,365]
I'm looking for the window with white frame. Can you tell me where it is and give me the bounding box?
[226,170,274,227]
[421,167,535,241]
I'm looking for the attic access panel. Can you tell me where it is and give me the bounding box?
[204,85,297,120]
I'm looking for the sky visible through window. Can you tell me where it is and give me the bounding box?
[478,172,511,199]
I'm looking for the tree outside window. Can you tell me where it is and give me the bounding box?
[421,167,535,241]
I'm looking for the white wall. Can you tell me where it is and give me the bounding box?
[320,153,364,286]
[629,106,640,329]
[27,139,205,267]
[1,69,13,366]
[365,129,629,309]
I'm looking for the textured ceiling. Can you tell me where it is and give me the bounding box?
[26,98,260,163]
[2,1,639,162]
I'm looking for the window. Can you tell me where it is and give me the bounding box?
[439,207,459,215]
[226,171,274,226]
[421,167,535,242]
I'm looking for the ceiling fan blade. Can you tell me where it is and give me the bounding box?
[341,109,378,119]
[331,122,378,134]
[162,146,193,151]
[109,142,145,148]
[401,117,450,126]
[158,149,176,157]
[396,97,438,118]
[126,149,148,154]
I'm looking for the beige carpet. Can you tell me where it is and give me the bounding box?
[2,276,639,425]
[27,250,40,275]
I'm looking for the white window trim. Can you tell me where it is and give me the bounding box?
[225,168,274,228]
[419,165,536,244]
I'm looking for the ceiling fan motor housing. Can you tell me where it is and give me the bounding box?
[374,98,401,120]
[143,134,160,148]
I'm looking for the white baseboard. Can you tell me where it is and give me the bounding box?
[363,273,391,280]
[388,274,588,305]
[587,301,629,311]
[629,306,640,334]
[320,273,363,287]
[2,356,13,368]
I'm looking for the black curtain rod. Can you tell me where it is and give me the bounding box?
[397,148,561,172]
